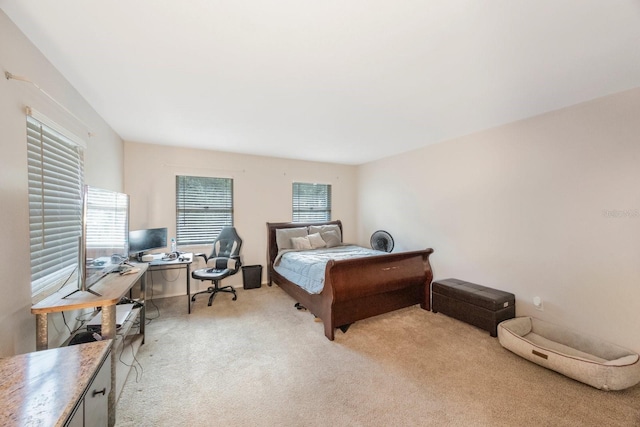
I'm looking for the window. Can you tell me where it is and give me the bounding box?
[292,182,332,222]
[176,176,233,246]
[27,115,84,297]
[84,186,129,256]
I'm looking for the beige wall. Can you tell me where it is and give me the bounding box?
[124,142,358,297]
[0,10,124,356]
[358,88,640,352]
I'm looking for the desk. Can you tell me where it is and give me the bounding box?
[31,263,148,427]
[148,253,194,313]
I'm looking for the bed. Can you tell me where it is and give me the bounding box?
[266,220,434,340]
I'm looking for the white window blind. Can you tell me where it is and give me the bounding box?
[27,115,84,296]
[292,182,332,222]
[176,176,233,246]
[84,187,129,252]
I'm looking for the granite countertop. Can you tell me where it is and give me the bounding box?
[0,340,111,426]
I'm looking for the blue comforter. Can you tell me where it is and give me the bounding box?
[274,245,385,294]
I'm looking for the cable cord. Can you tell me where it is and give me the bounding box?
[115,322,144,382]
[160,268,181,282]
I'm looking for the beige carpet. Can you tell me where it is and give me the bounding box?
[116,285,640,426]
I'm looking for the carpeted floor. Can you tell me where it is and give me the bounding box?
[115,285,640,426]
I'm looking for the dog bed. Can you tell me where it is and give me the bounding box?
[498,317,640,391]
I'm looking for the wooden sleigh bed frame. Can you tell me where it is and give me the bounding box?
[266,220,434,340]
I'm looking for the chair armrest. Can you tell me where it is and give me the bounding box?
[231,256,242,273]
[194,253,208,263]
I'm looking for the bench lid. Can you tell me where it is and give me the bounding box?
[433,278,515,311]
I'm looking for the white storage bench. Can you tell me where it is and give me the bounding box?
[498,317,640,391]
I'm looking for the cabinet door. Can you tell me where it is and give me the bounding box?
[65,403,84,427]
[84,354,111,427]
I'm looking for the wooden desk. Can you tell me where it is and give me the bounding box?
[31,264,148,427]
[0,340,111,426]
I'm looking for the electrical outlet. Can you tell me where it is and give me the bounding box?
[533,296,544,311]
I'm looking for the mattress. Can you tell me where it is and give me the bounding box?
[273,245,384,294]
[498,317,640,391]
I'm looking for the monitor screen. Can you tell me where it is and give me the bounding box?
[129,227,168,255]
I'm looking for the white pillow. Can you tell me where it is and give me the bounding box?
[322,230,341,248]
[276,227,308,251]
[307,232,326,249]
[309,224,342,242]
[291,236,312,250]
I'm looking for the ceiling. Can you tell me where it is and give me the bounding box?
[2,1,640,165]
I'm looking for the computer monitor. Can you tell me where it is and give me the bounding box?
[129,227,168,258]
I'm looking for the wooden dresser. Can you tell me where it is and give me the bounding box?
[0,340,111,426]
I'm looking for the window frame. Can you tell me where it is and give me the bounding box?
[175,175,234,246]
[292,182,332,223]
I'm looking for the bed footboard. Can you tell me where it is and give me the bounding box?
[322,249,434,339]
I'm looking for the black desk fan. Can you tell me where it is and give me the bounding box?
[370,230,394,252]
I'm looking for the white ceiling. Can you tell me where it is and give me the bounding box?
[2,1,640,165]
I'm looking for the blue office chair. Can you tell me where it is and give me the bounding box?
[191,227,242,307]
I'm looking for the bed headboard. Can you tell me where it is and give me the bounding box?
[265,220,343,283]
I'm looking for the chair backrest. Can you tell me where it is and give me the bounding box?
[210,227,242,259]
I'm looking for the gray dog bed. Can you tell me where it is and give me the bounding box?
[498,317,640,391]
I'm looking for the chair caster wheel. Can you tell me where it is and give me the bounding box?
[232,295,237,301]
